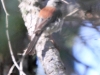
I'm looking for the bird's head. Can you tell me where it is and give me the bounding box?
[47,0,62,7]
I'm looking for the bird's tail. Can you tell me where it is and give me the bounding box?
[26,34,40,55]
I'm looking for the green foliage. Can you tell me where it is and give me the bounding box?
[0,14,26,57]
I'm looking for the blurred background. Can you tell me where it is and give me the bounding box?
[0,0,100,75]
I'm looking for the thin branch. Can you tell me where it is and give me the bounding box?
[1,0,9,15]
[61,0,69,4]
[0,0,26,75]
[19,49,27,75]
[8,64,15,75]
[6,31,26,75]
[63,8,79,20]
[8,49,27,75]
[19,58,24,75]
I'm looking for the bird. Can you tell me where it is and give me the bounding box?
[26,0,62,55]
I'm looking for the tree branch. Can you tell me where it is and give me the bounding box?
[19,0,67,75]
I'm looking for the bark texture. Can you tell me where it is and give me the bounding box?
[19,0,67,75]
[36,33,66,75]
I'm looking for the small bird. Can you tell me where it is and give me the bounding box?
[26,0,62,55]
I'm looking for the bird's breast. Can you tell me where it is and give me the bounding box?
[39,6,56,18]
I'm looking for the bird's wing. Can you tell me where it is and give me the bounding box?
[34,17,51,33]
[26,17,50,55]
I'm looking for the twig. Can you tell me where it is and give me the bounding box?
[19,58,24,75]
[63,8,79,20]
[19,49,27,75]
[61,0,69,4]
[8,64,15,75]
[8,49,27,75]
[1,0,9,16]
[0,0,26,75]
[6,31,26,75]
[7,50,27,75]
